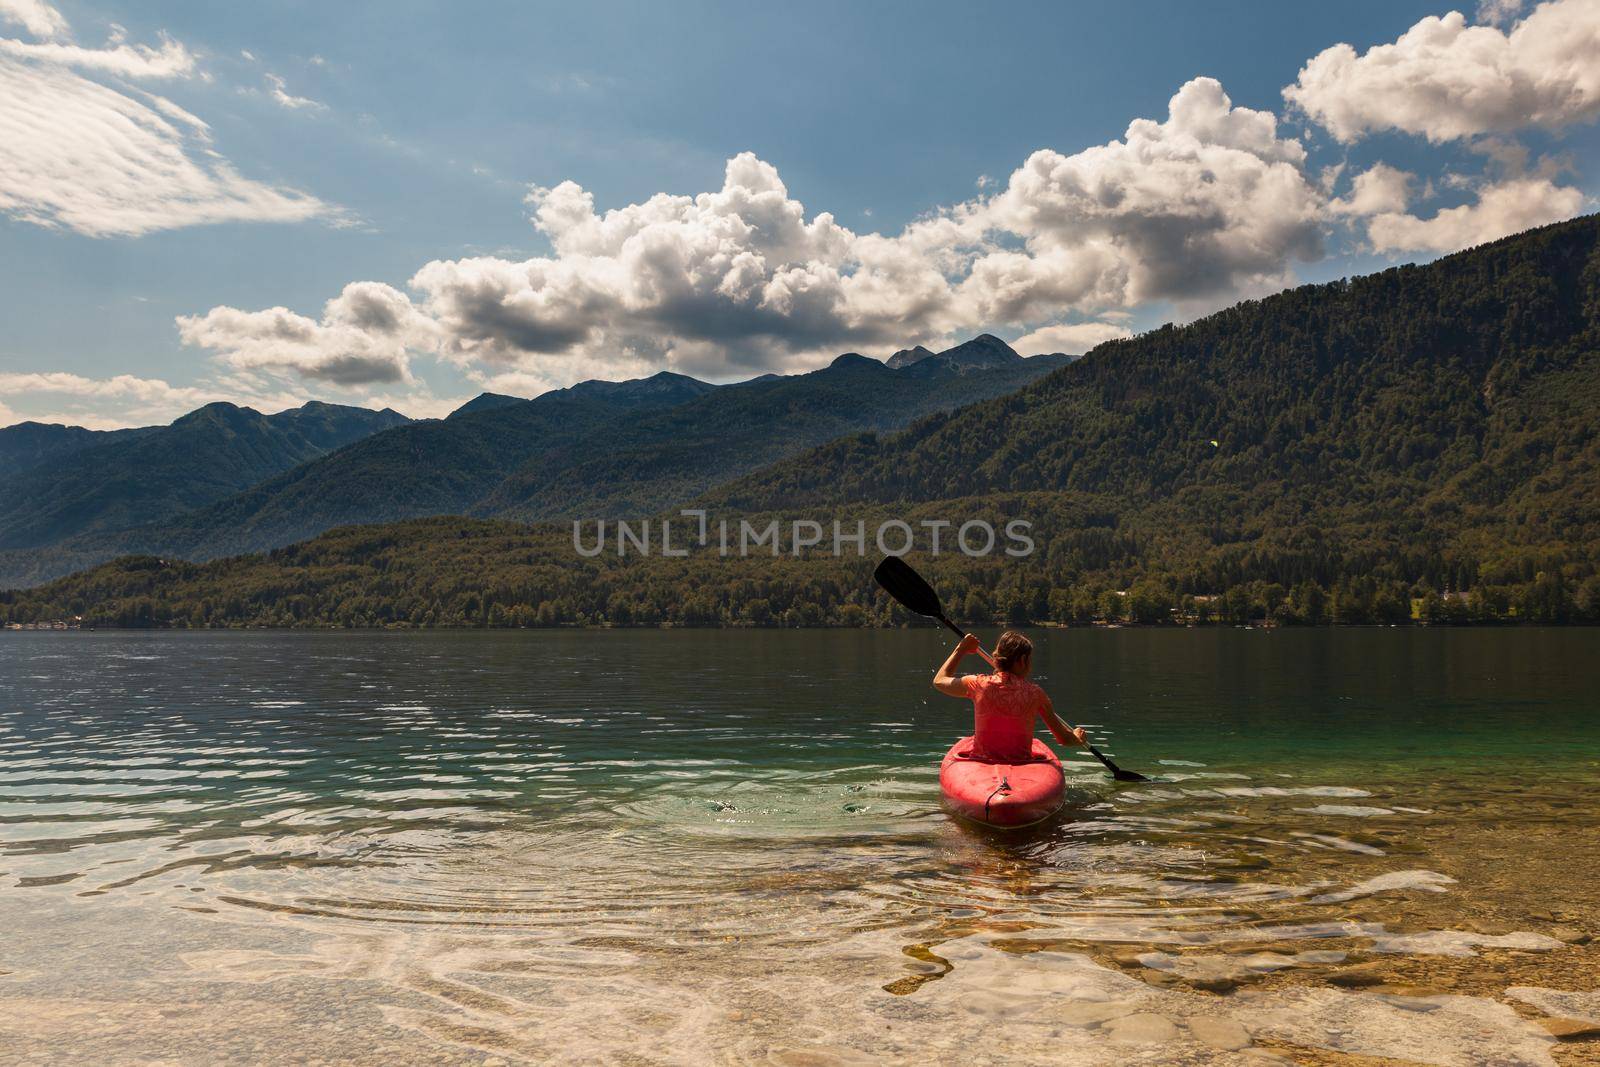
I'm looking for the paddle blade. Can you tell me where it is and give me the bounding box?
[873,555,944,619]
[1087,744,1151,783]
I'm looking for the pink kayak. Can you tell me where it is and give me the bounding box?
[939,736,1065,828]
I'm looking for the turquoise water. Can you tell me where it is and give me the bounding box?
[1,629,1597,1064]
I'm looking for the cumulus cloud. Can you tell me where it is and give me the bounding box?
[176,283,427,384]
[202,151,965,385]
[1329,163,1415,217]
[182,78,1328,388]
[0,0,67,38]
[973,77,1323,313]
[1363,174,1587,252]
[1284,1,1600,143]
[1324,139,1590,256]
[1011,321,1134,355]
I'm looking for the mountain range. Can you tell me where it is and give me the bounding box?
[0,421,159,478]
[5,213,1595,628]
[0,402,409,552]
[0,339,1066,587]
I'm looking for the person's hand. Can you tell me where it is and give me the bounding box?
[1071,726,1089,746]
[957,633,980,655]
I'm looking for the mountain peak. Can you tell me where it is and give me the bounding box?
[889,334,1024,377]
[642,370,712,388]
[935,334,1021,366]
[562,371,716,406]
[885,345,937,369]
[271,401,412,434]
[174,402,259,430]
[448,392,527,419]
[886,335,1023,373]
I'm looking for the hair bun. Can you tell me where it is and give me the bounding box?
[993,629,1033,670]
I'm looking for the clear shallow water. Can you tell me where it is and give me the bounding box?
[1,629,1598,1065]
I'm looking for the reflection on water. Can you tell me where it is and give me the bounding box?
[1,629,1598,1064]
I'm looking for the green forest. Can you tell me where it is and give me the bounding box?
[1,505,1594,630]
[4,215,1599,630]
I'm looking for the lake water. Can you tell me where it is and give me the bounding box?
[1,629,1598,1065]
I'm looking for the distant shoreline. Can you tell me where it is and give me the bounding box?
[8,619,1595,633]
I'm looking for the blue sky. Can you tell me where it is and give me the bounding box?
[1,0,1596,427]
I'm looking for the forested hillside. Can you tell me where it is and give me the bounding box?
[0,402,408,551]
[695,214,1600,619]
[4,216,1598,629]
[0,377,706,586]
[476,347,1067,519]
[714,238,1600,521]
[0,346,1064,587]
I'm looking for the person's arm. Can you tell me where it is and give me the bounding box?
[933,633,981,697]
[1038,691,1088,747]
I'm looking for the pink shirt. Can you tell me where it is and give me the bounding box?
[961,672,1047,761]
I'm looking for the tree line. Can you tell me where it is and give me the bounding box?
[2,512,1594,629]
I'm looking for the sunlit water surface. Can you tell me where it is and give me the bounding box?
[1,629,1598,1065]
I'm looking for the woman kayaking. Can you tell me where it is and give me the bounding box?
[870,554,1147,789]
[933,630,1087,826]
[933,630,1087,757]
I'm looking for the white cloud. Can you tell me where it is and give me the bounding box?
[361,151,948,381]
[1326,134,1591,255]
[0,370,222,404]
[973,77,1323,314]
[0,368,461,429]
[1285,1,1600,143]
[175,283,426,385]
[265,71,324,111]
[181,77,1328,387]
[0,0,195,79]
[1010,321,1134,355]
[0,0,66,38]
[0,56,335,236]
[1329,163,1415,217]
[0,5,340,237]
[1363,174,1587,253]
[0,371,302,428]
[0,33,195,78]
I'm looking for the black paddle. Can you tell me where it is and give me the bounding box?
[873,555,1149,783]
